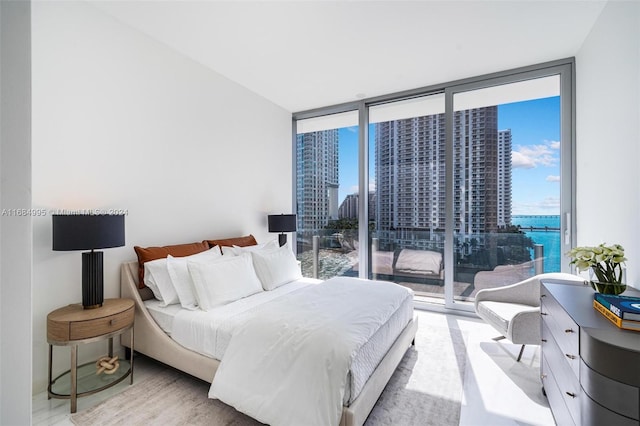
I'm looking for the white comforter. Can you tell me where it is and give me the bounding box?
[209,276,412,426]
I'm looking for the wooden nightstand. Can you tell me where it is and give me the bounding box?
[47,298,135,413]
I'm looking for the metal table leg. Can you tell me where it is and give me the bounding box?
[47,345,52,400]
[70,344,77,413]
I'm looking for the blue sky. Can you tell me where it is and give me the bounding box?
[336,96,561,216]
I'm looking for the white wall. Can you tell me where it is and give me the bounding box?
[575,1,640,288]
[31,1,292,393]
[1,1,33,423]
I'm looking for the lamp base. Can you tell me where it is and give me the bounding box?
[278,234,287,247]
[82,251,104,309]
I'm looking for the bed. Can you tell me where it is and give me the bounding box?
[120,238,418,426]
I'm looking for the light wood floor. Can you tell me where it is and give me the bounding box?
[33,309,554,426]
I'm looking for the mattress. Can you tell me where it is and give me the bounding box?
[346,290,413,403]
[144,299,183,335]
[147,276,413,405]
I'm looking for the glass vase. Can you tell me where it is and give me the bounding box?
[589,267,627,295]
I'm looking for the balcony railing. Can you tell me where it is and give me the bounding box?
[296,228,552,301]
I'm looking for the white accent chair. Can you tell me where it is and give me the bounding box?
[474,272,586,361]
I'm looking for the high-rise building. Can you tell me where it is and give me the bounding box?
[375,106,507,250]
[497,129,513,228]
[338,191,377,221]
[296,130,339,233]
[375,114,446,249]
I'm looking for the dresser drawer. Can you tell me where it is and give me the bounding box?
[541,293,580,379]
[69,306,134,340]
[541,321,581,425]
[542,355,576,426]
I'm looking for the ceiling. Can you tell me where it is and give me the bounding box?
[90,1,606,113]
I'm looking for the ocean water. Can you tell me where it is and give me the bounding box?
[512,215,561,273]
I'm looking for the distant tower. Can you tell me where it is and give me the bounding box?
[455,107,499,237]
[375,106,501,250]
[338,191,377,222]
[497,129,513,227]
[338,193,359,219]
[296,130,339,232]
[375,114,446,249]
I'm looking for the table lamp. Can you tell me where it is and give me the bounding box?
[52,214,125,309]
[267,214,296,247]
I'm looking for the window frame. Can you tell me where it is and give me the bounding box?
[292,58,576,312]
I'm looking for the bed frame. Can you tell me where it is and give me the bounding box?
[120,260,418,426]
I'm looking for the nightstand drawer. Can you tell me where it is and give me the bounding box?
[69,307,133,340]
[48,299,135,343]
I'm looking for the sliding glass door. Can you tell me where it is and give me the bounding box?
[367,94,447,297]
[445,68,573,309]
[293,60,575,311]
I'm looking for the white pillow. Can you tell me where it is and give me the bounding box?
[226,239,279,256]
[220,245,237,256]
[144,257,179,306]
[187,252,263,311]
[166,248,223,310]
[251,245,302,291]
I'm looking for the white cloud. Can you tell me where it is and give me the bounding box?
[547,140,560,150]
[512,151,536,169]
[512,141,559,169]
[546,175,560,182]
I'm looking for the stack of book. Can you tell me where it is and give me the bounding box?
[593,293,640,331]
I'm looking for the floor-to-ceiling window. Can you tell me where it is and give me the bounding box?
[448,75,563,303]
[293,60,574,311]
[295,111,360,279]
[367,94,447,296]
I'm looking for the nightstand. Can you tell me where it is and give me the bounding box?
[47,298,135,413]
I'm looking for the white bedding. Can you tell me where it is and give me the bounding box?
[144,300,183,335]
[148,276,413,409]
[209,276,413,426]
[171,277,320,359]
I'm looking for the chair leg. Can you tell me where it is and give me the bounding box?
[517,344,526,362]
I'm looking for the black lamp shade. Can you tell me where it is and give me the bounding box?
[52,214,125,309]
[268,214,296,247]
[268,214,297,233]
[52,214,125,251]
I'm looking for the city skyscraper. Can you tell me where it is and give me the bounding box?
[337,191,377,221]
[375,106,509,250]
[296,106,512,252]
[375,113,446,249]
[296,130,339,233]
[497,129,513,228]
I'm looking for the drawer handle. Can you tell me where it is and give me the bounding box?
[565,354,576,360]
[110,319,116,326]
[541,312,548,316]
[565,391,576,398]
[541,374,547,379]
[541,294,546,298]
[564,328,574,333]
[541,339,547,343]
